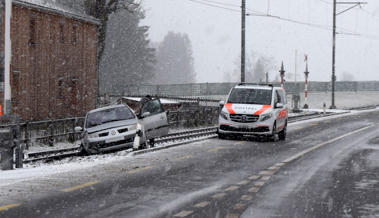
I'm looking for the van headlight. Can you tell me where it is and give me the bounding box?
[220,111,229,120]
[260,113,272,122]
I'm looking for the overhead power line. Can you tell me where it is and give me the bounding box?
[187,0,379,40]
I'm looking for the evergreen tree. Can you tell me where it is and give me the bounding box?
[99,8,156,93]
[153,32,196,85]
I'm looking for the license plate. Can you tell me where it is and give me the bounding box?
[238,125,249,129]
[105,136,124,143]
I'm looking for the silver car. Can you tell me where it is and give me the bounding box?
[75,97,169,154]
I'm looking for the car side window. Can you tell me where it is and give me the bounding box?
[141,99,164,116]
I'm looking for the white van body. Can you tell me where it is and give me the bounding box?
[218,83,288,141]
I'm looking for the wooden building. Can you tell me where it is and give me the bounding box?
[0,0,99,121]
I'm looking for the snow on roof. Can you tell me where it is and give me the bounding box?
[14,0,99,24]
[122,97,180,105]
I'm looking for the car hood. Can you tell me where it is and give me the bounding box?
[223,103,273,115]
[85,119,137,133]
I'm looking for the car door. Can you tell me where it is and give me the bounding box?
[139,98,169,140]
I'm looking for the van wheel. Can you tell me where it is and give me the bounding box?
[278,122,287,140]
[218,133,227,140]
[268,123,277,142]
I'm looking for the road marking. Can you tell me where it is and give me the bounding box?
[282,124,374,164]
[234,141,246,145]
[241,195,253,201]
[248,187,260,192]
[208,147,224,152]
[259,170,276,175]
[226,186,239,191]
[324,121,331,123]
[234,203,247,210]
[260,176,271,181]
[310,123,318,126]
[267,166,280,171]
[226,213,240,218]
[61,181,100,192]
[211,193,226,199]
[249,175,260,180]
[174,155,194,161]
[337,118,343,120]
[194,201,211,208]
[174,211,193,217]
[127,166,152,174]
[0,204,20,212]
[274,163,286,167]
[254,181,265,186]
[238,180,250,185]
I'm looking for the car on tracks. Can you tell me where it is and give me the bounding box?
[75,97,169,154]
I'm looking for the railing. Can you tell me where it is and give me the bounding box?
[111,81,379,97]
[0,108,220,150]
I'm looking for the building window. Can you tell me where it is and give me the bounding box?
[72,24,77,44]
[58,76,63,98]
[59,21,65,43]
[29,15,36,46]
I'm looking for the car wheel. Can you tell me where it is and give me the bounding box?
[268,123,277,142]
[80,144,91,156]
[278,122,287,140]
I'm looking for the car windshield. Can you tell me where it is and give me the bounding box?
[85,106,135,128]
[227,88,272,105]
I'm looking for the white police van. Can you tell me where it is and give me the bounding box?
[218,83,288,141]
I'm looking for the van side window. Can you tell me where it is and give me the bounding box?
[274,91,280,103]
[277,90,287,104]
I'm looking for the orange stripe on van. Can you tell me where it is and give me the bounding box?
[253,105,272,115]
[224,103,236,114]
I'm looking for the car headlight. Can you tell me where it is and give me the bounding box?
[260,113,273,122]
[85,132,98,139]
[220,111,229,120]
[128,124,137,131]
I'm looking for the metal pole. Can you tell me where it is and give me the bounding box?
[330,0,337,109]
[4,0,12,114]
[241,0,245,82]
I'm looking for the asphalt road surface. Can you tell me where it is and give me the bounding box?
[1,109,379,218]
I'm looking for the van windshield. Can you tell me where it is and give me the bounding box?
[227,88,272,105]
[86,106,135,128]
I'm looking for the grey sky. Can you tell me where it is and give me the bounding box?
[141,0,379,83]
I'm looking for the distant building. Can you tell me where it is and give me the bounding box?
[0,0,99,121]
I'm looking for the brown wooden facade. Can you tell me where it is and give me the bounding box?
[0,2,98,121]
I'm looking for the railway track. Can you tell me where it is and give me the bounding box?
[23,110,353,163]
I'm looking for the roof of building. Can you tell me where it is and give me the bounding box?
[14,0,100,24]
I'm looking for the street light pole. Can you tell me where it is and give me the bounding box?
[241,0,245,83]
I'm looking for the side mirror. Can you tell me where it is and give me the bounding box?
[219,101,225,106]
[140,112,151,118]
[275,103,284,108]
[74,126,83,132]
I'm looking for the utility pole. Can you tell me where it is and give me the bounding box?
[241,0,245,82]
[4,0,12,115]
[330,1,367,109]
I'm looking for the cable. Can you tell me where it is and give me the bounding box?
[187,0,379,40]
